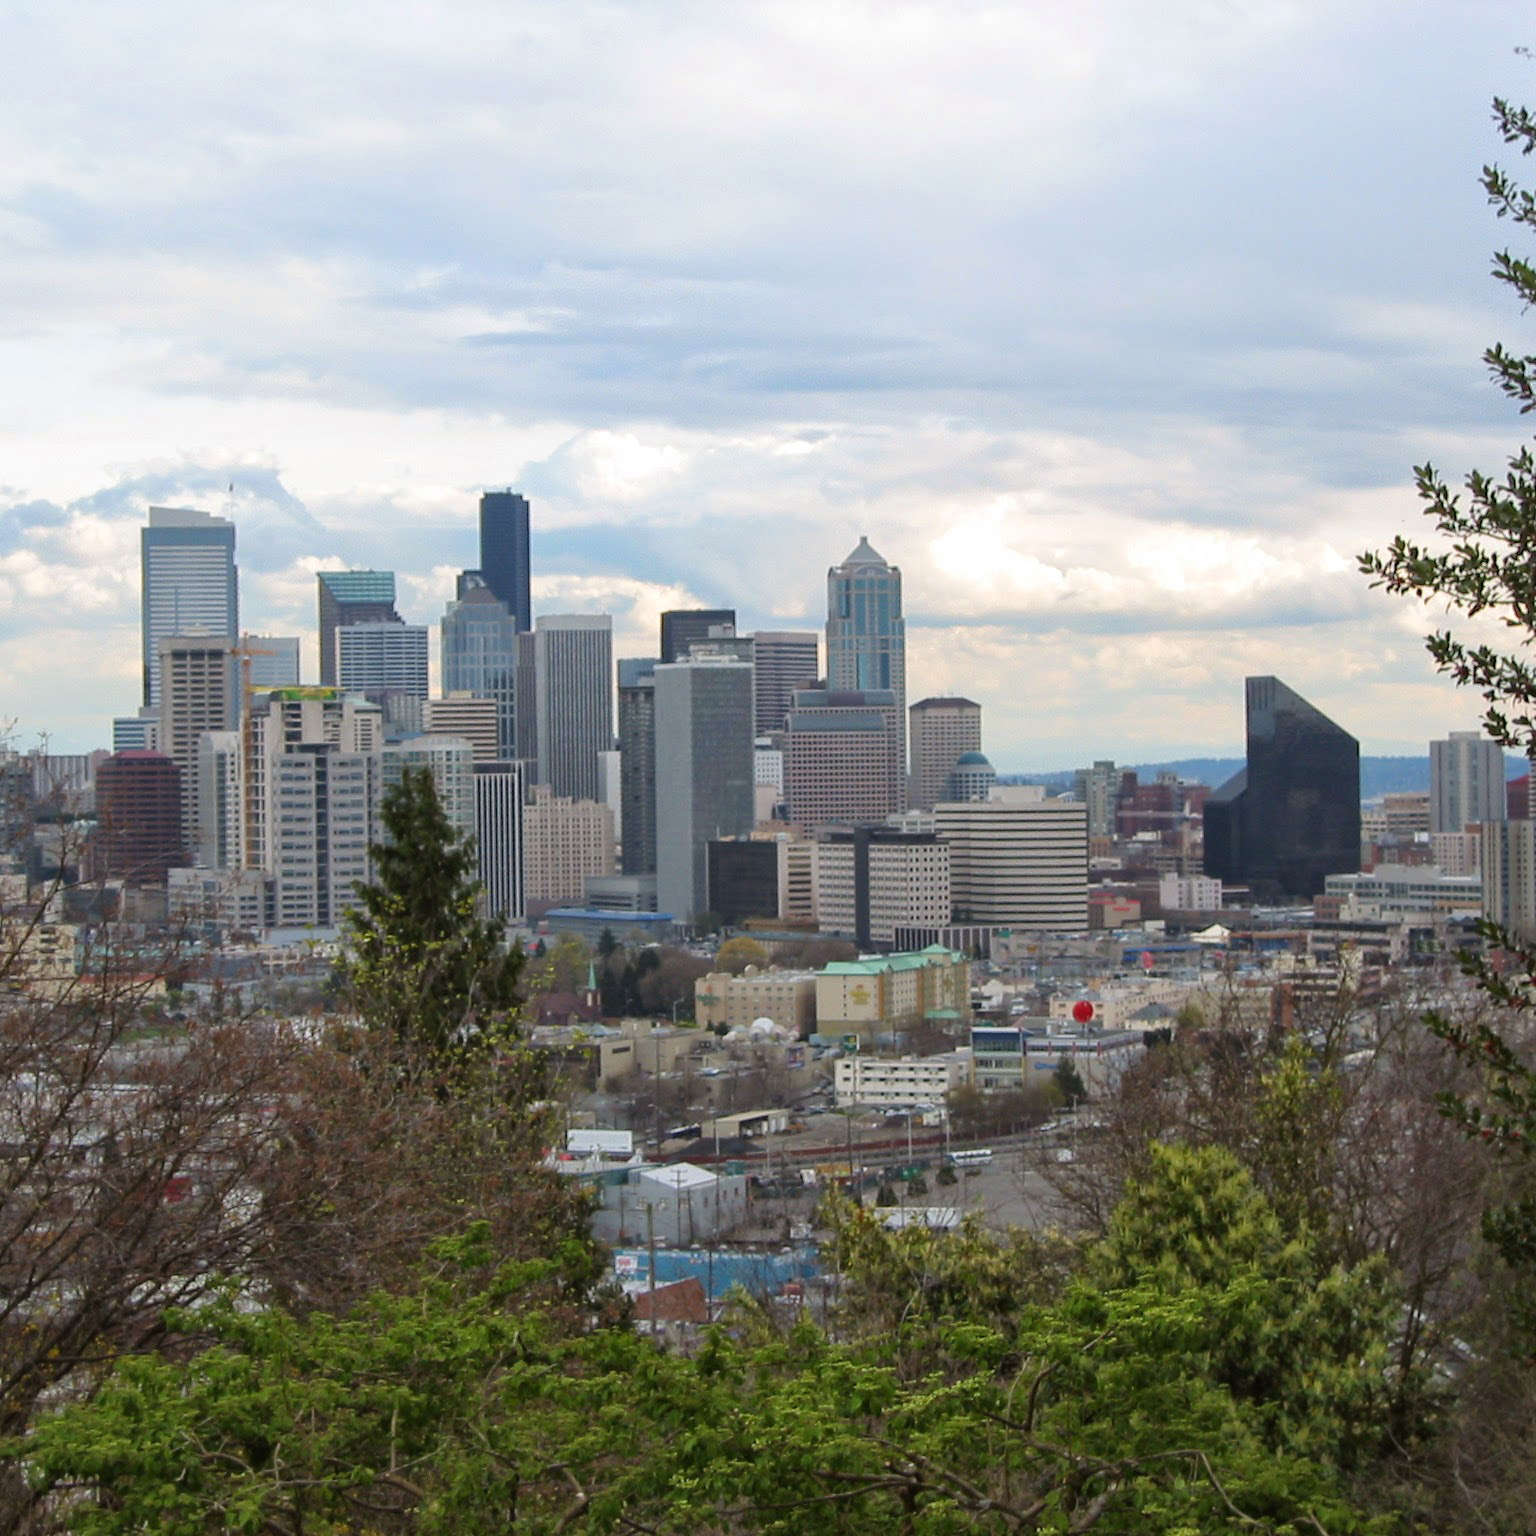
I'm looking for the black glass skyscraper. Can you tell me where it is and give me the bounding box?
[479,491,531,632]
[660,609,736,664]
[1204,675,1360,901]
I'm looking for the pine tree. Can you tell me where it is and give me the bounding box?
[344,766,522,1066]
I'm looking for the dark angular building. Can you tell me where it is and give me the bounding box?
[707,839,781,927]
[617,658,659,876]
[659,608,736,665]
[479,491,532,632]
[1204,676,1360,902]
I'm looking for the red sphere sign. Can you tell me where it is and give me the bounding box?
[1071,999,1095,1025]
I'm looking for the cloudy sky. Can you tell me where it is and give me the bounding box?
[1,0,1531,767]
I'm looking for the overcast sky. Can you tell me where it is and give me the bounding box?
[1,0,1532,768]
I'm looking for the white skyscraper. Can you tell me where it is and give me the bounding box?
[140,507,238,709]
[475,761,526,923]
[534,615,613,803]
[158,636,240,854]
[654,658,755,923]
[382,736,477,844]
[335,622,430,701]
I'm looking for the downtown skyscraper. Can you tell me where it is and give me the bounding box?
[826,536,905,773]
[140,506,238,708]
[479,491,532,633]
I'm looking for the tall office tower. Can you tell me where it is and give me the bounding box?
[140,506,238,708]
[479,491,532,632]
[1431,730,1507,834]
[935,787,1089,931]
[617,659,659,875]
[112,711,161,753]
[533,615,612,802]
[316,570,399,686]
[1203,676,1360,901]
[247,688,383,930]
[441,580,519,756]
[335,622,430,701]
[521,785,616,908]
[660,609,736,664]
[782,685,905,829]
[424,695,500,762]
[1073,760,1125,840]
[383,736,476,844]
[241,635,301,688]
[475,760,526,922]
[654,659,755,923]
[908,696,982,811]
[752,631,820,735]
[93,751,183,885]
[195,731,243,870]
[158,636,240,852]
[513,631,539,777]
[826,536,905,772]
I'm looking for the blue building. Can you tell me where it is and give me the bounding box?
[826,535,906,773]
[441,579,520,757]
[479,490,532,633]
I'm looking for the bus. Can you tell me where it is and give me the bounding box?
[946,1148,994,1168]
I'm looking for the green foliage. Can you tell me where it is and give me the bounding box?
[714,935,771,975]
[16,1151,1410,1535]
[343,766,522,1067]
[1054,1053,1088,1105]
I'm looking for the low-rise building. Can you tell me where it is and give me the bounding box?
[694,967,819,1035]
[834,1050,973,1108]
[969,1023,1145,1096]
[815,945,971,1041]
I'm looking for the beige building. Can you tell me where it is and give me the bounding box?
[694,968,819,1034]
[782,686,905,829]
[158,635,239,853]
[815,946,971,1041]
[522,785,617,908]
[908,697,982,812]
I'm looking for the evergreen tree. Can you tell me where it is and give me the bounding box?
[344,766,522,1065]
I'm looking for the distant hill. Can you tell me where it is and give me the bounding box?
[1001,754,1530,801]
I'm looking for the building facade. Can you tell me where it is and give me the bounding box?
[316,570,399,687]
[478,491,532,633]
[1203,676,1360,902]
[934,788,1088,931]
[522,784,616,908]
[782,685,905,828]
[654,659,755,923]
[812,828,952,947]
[335,621,430,702]
[617,658,659,876]
[751,631,820,736]
[424,694,501,763]
[1431,731,1506,835]
[140,506,238,709]
[382,736,476,843]
[93,751,183,885]
[158,635,240,853]
[826,536,905,771]
[660,609,735,665]
[533,615,613,803]
[474,760,525,923]
[908,697,982,812]
[441,581,519,757]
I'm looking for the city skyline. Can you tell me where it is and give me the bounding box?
[1,3,1529,765]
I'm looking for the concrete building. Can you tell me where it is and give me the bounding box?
[655,658,755,923]
[1430,830,1482,878]
[1073,760,1125,841]
[694,968,819,1034]
[383,736,476,843]
[826,536,905,774]
[440,581,519,757]
[316,570,399,687]
[815,946,971,1041]
[970,1024,1145,1096]
[522,784,616,909]
[335,621,430,702]
[935,788,1088,931]
[474,760,525,923]
[751,631,819,736]
[1160,872,1224,911]
[1485,819,1536,941]
[140,506,237,709]
[834,1051,972,1109]
[247,688,383,931]
[534,615,613,803]
[1324,864,1482,921]
[617,659,658,876]
[782,685,904,829]
[1431,731,1507,834]
[158,635,240,853]
[93,751,183,885]
[947,751,996,803]
[909,697,982,812]
[424,694,501,763]
[194,731,243,870]
[812,828,951,947]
